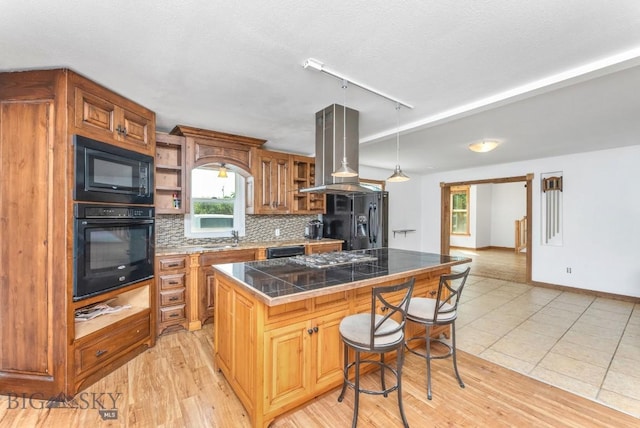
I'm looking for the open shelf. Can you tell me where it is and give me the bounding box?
[291,155,325,214]
[74,285,150,339]
[155,133,186,214]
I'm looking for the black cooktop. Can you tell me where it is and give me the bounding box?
[216,248,470,299]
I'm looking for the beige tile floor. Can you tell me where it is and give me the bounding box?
[455,275,640,419]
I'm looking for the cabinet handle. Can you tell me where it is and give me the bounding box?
[95,349,107,358]
[313,326,319,333]
[167,263,180,268]
[169,296,179,301]
[169,313,179,318]
[429,290,437,297]
[116,125,128,136]
[307,328,314,335]
[169,281,179,285]
[381,306,388,312]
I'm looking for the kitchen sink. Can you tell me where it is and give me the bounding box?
[176,243,239,251]
[199,244,238,250]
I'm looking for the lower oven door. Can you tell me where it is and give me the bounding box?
[73,217,155,301]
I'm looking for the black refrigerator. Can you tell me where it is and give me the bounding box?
[322,192,388,250]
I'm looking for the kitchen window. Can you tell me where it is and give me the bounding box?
[184,165,245,238]
[451,185,470,235]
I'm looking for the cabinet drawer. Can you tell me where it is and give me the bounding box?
[75,314,150,375]
[200,248,257,265]
[160,305,186,323]
[158,255,188,271]
[159,273,186,290]
[160,288,185,306]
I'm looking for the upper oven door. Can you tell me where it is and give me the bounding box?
[74,134,154,205]
[73,217,155,300]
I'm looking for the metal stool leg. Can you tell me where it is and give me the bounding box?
[425,326,433,400]
[338,343,349,402]
[380,352,387,397]
[396,346,409,427]
[352,351,361,428]
[451,321,465,389]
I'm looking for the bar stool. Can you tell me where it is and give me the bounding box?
[405,267,470,400]
[337,278,415,428]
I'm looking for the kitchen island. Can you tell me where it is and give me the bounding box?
[212,248,471,428]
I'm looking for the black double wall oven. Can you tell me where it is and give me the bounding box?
[73,135,155,301]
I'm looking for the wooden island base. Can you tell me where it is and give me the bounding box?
[214,266,452,428]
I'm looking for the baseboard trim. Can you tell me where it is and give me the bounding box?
[451,245,516,251]
[530,281,640,304]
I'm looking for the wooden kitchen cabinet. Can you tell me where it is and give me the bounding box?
[214,277,259,410]
[263,309,347,414]
[291,155,325,214]
[250,149,291,214]
[0,68,156,398]
[200,248,260,325]
[70,72,155,155]
[155,133,186,214]
[74,314,149,375]
[217,268,451,427]
[156,254,189,335]
[306,241,343,254]
[214,271,351,427]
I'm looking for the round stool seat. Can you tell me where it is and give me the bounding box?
[340,313,404,349]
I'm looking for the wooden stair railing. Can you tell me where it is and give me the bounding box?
[515,216,527,253]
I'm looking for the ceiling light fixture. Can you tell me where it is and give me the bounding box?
[218,163,228,178]
[468,140,499,153]
[303,58,414,109]
[331,80,358,178]
[387,103,410,183]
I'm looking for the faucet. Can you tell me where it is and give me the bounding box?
[231,230,239,245]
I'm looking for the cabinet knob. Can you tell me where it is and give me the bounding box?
[313,326,319,333]
[95,349,107,358]
[307,328,314,335]
[429,290,437,297]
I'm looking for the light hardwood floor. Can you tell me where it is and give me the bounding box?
[450,246,526,283]
[1,322,637,427]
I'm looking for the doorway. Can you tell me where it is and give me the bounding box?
[440,174,533,283]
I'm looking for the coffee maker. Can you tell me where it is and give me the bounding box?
[304,219,323,240]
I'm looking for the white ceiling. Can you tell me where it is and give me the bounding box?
[2,1,640,175]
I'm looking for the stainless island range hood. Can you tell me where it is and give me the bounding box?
[300,104,375,194]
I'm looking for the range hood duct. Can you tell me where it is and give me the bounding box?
[300,104,375,195]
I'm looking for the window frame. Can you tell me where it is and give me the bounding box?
[184,166,246,238]
[450,185,470,236]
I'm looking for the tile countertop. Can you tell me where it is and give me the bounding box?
[213,248,472,306]
[155,238,343,256]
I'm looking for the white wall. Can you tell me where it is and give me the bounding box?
[490,182,527,247]
[418,145,640,298]
[476,184,493,247]
[359,165,422,251]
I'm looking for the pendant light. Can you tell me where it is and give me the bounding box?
[387,103,410,182]
[218,163,228,178]
[331,80,358,178]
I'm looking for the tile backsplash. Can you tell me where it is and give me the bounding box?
[156,214,318,247]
